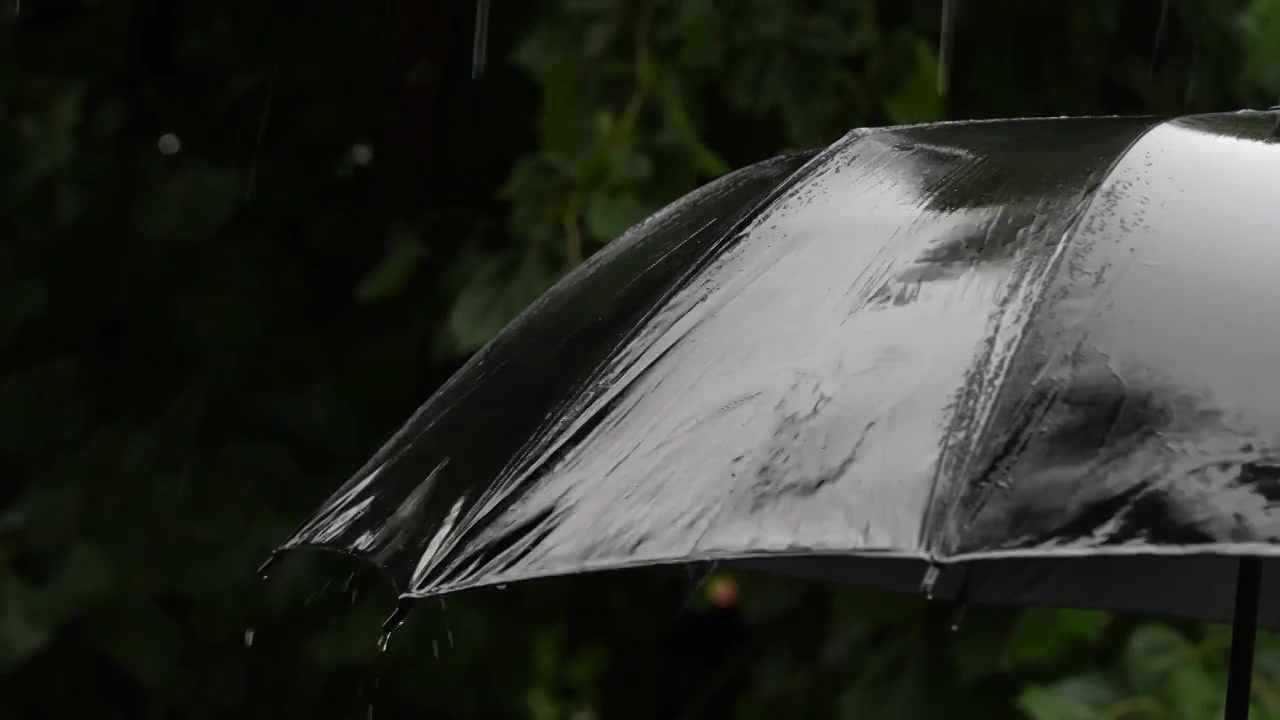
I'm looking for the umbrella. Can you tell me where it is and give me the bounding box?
[266,110,1280,718]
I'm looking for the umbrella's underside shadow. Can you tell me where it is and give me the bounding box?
[731,553,1280,629]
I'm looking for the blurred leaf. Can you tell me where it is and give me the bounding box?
[86,598,181,689]
[0,359,88,456]
[1123,623,1195,694]
[355,231,427,304]
[133,164,240,243]
[677,0,726,69]
[446,251,559,354]
[950,609,1015,683]
[882,38,945,124]
[1016,673,1126,720]
[838,638,928,720]
[999,609,1110,673]
[0,578,59,670]
[0,272,45,349]
[1239,0,1280,100]
[584,190,650,243]
[13,86,83,185]
[1167,664,1222,720]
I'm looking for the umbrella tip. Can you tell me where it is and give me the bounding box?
[378,600,414,651]
[920,564,942,599]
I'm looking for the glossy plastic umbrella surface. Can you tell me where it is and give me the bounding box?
[271,110,1280,640]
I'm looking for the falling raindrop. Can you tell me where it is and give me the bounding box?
[937,0,957,98]
[157,133,182,156]
[680,561,722,610]
[256,552,280,580]
[950,604,968,632]
[432,639,439,659]
[440,599,455,648]
[1150,0,1169,79]
[244,628,255,647]
[5,0,19,18]
[472,0,490,80]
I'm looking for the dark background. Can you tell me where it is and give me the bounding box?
[3,1,1280,718]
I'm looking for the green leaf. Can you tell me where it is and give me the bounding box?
[1238,0,1280,100]
[0,271,45,350]
[584,190,650,243]
[658,75,730,178]
[14,86,83,185]
[949,609,1015,683]
[0,359,89,456]
[0,578,61,670]
[446,252,558,354]
[55,541,114,601]
[86,598,181,688]
[355,231,427,303]
[1167,665,1222,720]
[677,0,725,69]
[838,638,928,720]
[1123,623,1195,694]
[999,609,1110,673]
[882,38,945,125]
[606,145,654,184]
[1016,673,1125,720]
[133,164,241,243]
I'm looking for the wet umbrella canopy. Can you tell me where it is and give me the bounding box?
[270,110,1280,715]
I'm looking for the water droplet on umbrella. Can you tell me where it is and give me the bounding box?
[157,133,182,156]
[496,584,507,591]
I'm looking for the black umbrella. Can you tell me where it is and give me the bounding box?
[266,110,1280,719]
